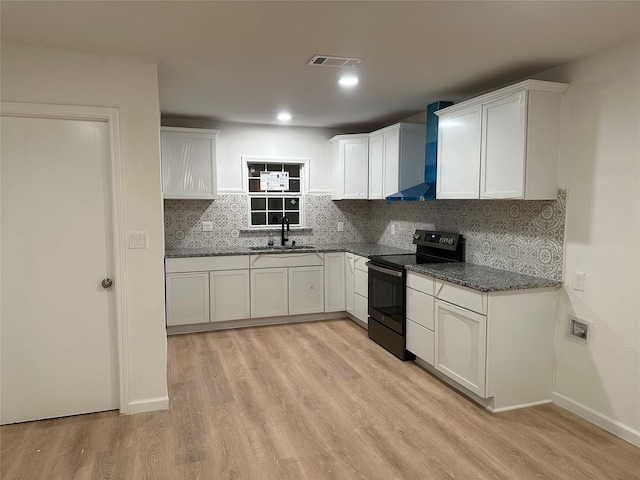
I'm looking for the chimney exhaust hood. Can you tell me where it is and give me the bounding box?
[386,101,452,203]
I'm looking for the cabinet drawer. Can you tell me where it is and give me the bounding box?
[435,280,487,315]
[354,255,369,272]
[354,268,368,297]
[407,271,434,295]
[250,253,323,268]
[354,293,368,324]
[166,255,249,273]
[406,319,434,366]
[406,287,434,330]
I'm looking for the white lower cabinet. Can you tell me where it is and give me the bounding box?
[165,255,250,327]
[166,272,210,326]
[250,253,325,318]
[289,266,324,315]
[250,267,288,318]
[434,300,487,397]
[407,271,557,411]
[210,269,250,322]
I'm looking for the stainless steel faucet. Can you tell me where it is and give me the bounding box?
[281,216,290,246]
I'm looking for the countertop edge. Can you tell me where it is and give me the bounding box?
[405,264,562,292]
[165,244,561,293]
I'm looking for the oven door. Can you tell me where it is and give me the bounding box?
[367,262,405,335]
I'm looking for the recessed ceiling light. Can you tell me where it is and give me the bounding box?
[339,75,359,88]
[277,112,292,121]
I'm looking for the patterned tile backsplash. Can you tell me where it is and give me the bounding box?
[165,190,566,281]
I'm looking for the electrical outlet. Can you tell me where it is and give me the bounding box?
[573,271,585,291]
[390,223,396,235]
[337,221,344,232]
[202,221,213,232]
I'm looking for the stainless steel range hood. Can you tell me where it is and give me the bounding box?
[386,101,452,202]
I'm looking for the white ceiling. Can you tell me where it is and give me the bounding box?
[2,1,639,130]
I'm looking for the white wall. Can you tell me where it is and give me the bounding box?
[536,38,640,445]
[162,118,340,193]
[1,43,168,412]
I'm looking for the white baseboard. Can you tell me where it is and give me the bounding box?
[126,396,169,415]
[552,391,640,447]
[166,312,346,335]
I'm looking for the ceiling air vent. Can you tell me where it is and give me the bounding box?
[307,55,362,67]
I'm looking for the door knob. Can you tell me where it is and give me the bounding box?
[102,278,113,289]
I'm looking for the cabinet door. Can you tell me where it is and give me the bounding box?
[345,253,355,315]
[368,133,384,199]
[166,272,210,326]
[342,138,369,199]
[289,266,324,315]
[436,105,482,199]
[250,268,288,318]
[480,92,527,199]
[210,270,250,322]
[434,300,487,397]
[324,253,345,312]
[161,128,219,199]
[382,129,400,198]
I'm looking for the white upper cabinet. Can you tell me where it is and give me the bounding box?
[436,80,568,200]
[161,127,220,199]
[368,123,426,199]
[330,134,369,200]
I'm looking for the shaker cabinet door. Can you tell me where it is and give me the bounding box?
[434,300,487,397]
[324,252,345,312]
[480,92,527,199]
[250,268,288,318]
[210,270,250,322]
[166,272,210,326]
[436,104,482,199]
[289,266,324,315]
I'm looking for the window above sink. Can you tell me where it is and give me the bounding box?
[243,156,308,229]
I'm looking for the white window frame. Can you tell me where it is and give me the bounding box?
[243,156,308,229]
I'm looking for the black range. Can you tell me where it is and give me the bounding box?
[367,230,465,360]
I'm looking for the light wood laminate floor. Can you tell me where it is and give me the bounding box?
[2,319,639,479]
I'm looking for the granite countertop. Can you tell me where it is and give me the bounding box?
[165,243,560,292]
[164,242,414,259]
[406,263,561,292]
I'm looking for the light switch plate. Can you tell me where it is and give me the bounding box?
[129,232,148,249]
[337,222,344,232]
[202,221,213,232]
[573,271,585,291]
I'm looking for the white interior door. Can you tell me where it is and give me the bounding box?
[1,114,119,424]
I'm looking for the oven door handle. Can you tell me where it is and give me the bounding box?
[366,262,403,277]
